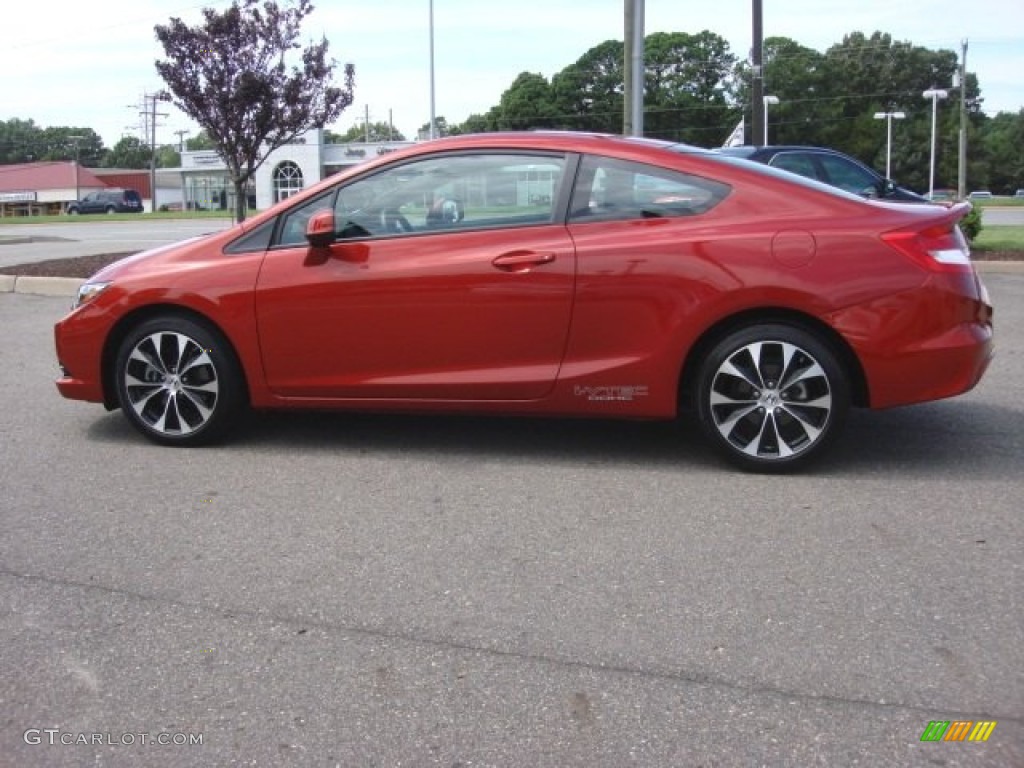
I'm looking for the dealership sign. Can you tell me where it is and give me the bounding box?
[0,191,36,203]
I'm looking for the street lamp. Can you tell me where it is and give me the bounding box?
[67,134,85,211]
[923,88,948,199]
[872,111,905,179]
[428,0,436,139]
[763,95,779,145]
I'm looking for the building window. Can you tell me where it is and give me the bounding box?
[273,161,304,203]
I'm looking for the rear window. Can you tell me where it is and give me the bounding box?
[569,155,730,222]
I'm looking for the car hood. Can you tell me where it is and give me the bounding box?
[87,228,240,283]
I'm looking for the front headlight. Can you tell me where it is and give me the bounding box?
[73,281,112,309]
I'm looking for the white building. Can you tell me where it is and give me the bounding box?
[166,129,415,213]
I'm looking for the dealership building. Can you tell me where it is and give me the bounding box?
[175,129,415,213]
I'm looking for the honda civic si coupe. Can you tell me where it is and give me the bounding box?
[54,132,993,471]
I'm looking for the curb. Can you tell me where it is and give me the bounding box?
[0,275,81,297]
[2,262,1022,300]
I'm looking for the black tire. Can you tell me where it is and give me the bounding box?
[696,324,849,472]
[105,206,116,214]
[68,207,79,215]
[114,315,245,446]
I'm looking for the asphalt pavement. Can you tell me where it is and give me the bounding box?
[0,275,1021,766]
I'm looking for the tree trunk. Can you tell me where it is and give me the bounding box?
[233,177,247,223]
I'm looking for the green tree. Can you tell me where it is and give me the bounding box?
[155,0,355,222]
[550,39,624,133]
[981,109,1024,194]
[455,113,494,134]
[416,116,456,138]
[0,118,43,164]
[185,130,217,151]
[331,120,405,142]
[491,72,559,130]
[33,126,105,166]
[104,136,152,168]
[642,31,738,144]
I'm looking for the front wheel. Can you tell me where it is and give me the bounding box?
[696,324,849,472]
[114,316,245,446]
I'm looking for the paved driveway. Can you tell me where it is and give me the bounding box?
[0,218,234,268]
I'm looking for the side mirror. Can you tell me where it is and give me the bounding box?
[305,209,335,248]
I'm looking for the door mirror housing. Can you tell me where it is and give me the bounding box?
[305,209,335,248]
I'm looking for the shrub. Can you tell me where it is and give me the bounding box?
[961,206,983,242]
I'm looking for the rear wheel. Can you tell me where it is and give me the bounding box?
[696,324,849,472]
[114,316,245,446]
[105,206,116,214]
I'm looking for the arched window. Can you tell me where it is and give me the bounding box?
[273,161,304,203]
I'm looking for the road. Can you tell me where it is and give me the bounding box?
[981,206,1024,226]
[0,276,1021,766]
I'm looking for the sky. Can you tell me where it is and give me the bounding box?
[1,0,1022,149]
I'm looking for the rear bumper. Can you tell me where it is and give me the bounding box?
[864,321,993,409]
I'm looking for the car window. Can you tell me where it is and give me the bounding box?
[568,155,729,223]
[816,155,878,195]
[769,152,819,180]
[326,152,566,242]
[277,192,335,246]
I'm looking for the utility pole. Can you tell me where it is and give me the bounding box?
[174,129,190,153]
[628,0,644,137]
[129,93,168,211]
[622,0,644,136]
[957,39,968,200]
[148,94,168,213]
[68,134,85,208]
[624,0,633,136]
[428,0,437,139]
[751,0,765,145]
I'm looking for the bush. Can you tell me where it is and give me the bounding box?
[961,206,983,242]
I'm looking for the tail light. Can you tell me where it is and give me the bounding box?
[881,221,972,273]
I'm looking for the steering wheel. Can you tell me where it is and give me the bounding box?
[382,209,414,234]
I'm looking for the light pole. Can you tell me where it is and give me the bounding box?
[428,0,436,139]
[923,88,948,199]
[763,95,779,145]
[872,111,905,179]
[68,134,85,210]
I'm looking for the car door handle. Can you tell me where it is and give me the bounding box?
[491,251,556,271]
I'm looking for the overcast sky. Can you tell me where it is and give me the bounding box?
[2,0,1022,148]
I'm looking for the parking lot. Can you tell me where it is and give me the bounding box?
[1,275,1021,765]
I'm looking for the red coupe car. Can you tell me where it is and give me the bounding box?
[54,132,993,471]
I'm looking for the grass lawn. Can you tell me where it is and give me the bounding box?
[973,226,1024,252]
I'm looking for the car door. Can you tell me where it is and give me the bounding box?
[79,192,101,213]
[254,151,577,401]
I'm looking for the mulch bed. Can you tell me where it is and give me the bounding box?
[2,249,1022,281]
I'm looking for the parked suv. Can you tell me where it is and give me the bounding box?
[716,146,927,202]
[67,189,143,215]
